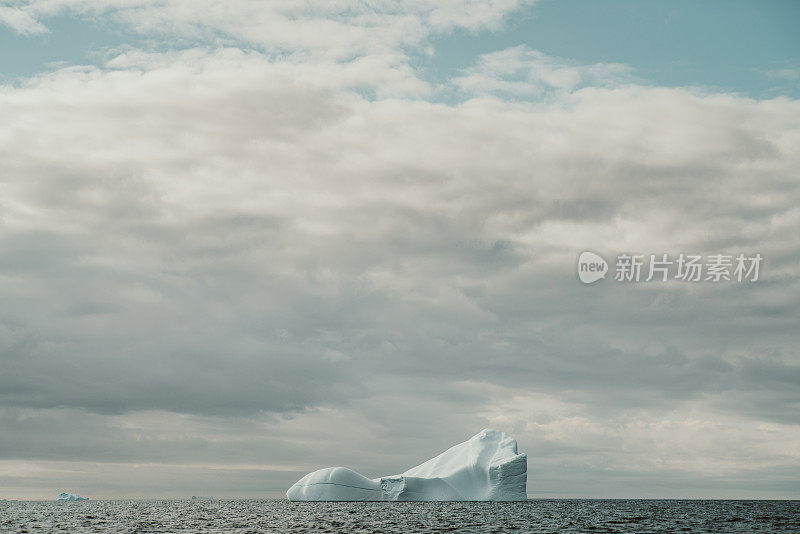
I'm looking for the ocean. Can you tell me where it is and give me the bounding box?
[2,499,798,533]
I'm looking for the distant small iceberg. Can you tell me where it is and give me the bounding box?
[191,496,213,500]
[56,492,88,501]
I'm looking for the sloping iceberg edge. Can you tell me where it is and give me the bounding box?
[287,429,527,501]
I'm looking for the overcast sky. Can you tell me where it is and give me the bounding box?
[1,0,799,499]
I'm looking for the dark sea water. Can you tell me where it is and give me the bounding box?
[2,499,798,533]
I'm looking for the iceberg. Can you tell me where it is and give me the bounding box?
[287,429,527,501]
[56,493,89,501]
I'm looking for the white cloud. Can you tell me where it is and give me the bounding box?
[1,0,533,58]
[453,46,634,97]
[0,5,47,35]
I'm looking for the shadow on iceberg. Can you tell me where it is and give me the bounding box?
[287,429,527,501]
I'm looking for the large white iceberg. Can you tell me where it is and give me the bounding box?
[56,493,88,501]
[287,429,527,501]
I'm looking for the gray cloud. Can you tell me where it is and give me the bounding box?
[0,18,799,498]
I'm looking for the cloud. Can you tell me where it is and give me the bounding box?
[1,1,533,57]
[0,6,47,35]
[0,4,798,497]
[453,46,635,97]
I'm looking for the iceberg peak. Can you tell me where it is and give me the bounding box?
[287,429,527,501]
